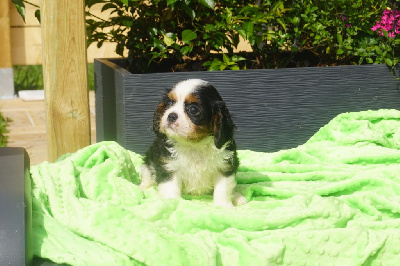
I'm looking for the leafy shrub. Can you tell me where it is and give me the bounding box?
[85,0,260,73]
[0,112,10,147]
[241,0,398,69]
[13,64,95,92]
[87,0,400,72]
[13,0,399,74]
[13,65,44,93]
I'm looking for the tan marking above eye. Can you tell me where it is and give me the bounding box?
[185,93,199,104]
[167,91,177,102]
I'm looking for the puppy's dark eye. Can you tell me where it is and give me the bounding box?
[165,98,174,107]
[188,105,200,115]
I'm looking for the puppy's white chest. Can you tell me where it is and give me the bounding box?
[165,139,232,195]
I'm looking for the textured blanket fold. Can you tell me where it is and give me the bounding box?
[31,109,400,265]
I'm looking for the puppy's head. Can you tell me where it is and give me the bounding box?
[153,79,235,148]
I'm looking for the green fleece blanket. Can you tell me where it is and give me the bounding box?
[31,109,400,265]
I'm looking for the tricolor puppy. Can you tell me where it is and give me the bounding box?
[140,79,247,208]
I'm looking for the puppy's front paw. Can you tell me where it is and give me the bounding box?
[159,191,181,200]
[139,182,153,191]
[139,164,156,191]
[232,191,248,206]
[158,178,181,199]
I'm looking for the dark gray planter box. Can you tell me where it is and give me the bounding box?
[95,58,400,155]
[0,148,32,266]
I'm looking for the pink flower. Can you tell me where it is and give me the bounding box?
[371,9,400,38]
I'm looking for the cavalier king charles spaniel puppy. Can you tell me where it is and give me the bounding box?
[140,79,247,208]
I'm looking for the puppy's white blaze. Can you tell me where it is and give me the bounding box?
[213,176,236,208]
[173,79,208,99]
[158,176,181,199]
[164,137,233,196]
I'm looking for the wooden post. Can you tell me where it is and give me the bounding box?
[40,0,91,161]
[0,0,14,98]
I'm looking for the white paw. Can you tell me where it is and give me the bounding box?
[139,164,156,191]
[159,191,181,200]
[139,181,154,191]
[232,192,248,206]
[158,178,181,199]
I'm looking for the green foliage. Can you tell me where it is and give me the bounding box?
[85,0,400,72]
[234,0,397,69]
[286,0,397,67]
[12,0,399,73]
[12,0,26,22]
[0,112,10,147]
[85,0,288,73]
[86,0,238,73]
[13,65,44,93]
[12,0,40,22]
[13,65,95,92]
[203,54,246,71]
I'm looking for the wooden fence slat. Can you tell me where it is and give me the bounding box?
[41,0,90,161]
[0,0,12,68]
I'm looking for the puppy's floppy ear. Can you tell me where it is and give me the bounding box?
[153,90,171,134]
[152,100,164,134]
[213,101,236,149]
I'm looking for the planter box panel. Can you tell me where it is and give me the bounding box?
[0,148,32,266]
[95,59,130,142]
[95,59,400,154]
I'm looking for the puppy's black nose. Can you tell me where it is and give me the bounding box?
[167,112,178,123]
